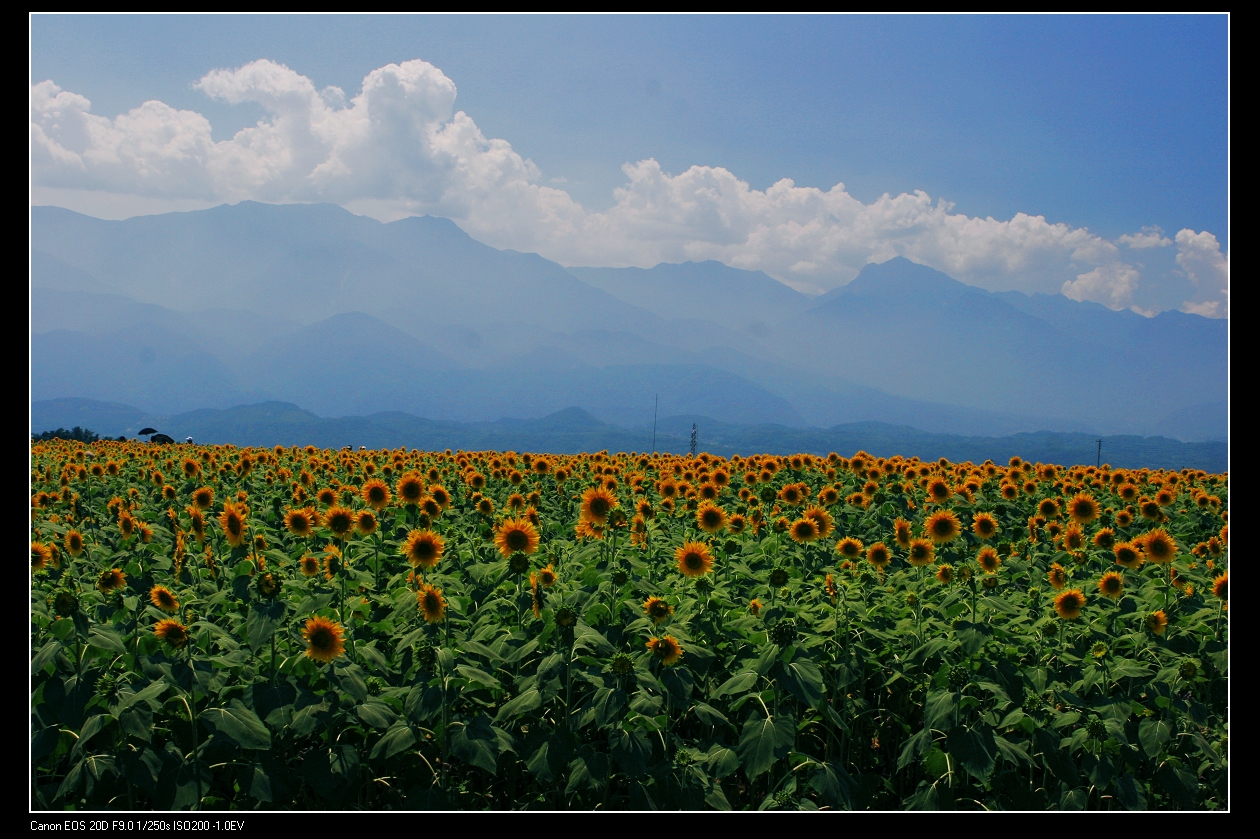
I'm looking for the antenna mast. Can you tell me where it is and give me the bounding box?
[690,423,697,458]
[652,394,658,453]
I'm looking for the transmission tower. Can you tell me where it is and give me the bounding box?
[689,423,697,458]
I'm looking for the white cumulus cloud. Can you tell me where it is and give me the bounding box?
[30,58,1217,312]
[1174,229,1229,317]
[1117,227,1172,249]
[1062,262,1141,310]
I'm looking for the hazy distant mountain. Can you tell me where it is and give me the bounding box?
[30,398,1227,472]
[30,202,1227,441]
[567,261,811,336]
[788,258,1226,436]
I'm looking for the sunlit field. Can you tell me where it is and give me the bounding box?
[30,440,1227,810]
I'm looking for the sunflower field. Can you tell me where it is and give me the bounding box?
[30,441,1228,810]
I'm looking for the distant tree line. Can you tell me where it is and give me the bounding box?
[31,427,121,443]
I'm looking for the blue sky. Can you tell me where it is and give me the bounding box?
[30,14,1229,315]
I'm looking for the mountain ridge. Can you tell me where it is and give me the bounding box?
[30,202,1227,441]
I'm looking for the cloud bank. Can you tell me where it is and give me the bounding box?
[30,59,1227,315]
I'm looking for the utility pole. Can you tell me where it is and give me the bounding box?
[651,394,658,454]
[1096,439,1102,468]
[690,423,697,458]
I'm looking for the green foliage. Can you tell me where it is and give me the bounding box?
[29,439,1228,810]
[34,426,99,443]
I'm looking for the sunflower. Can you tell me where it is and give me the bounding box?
[696,502,728,534]
[355,509,378,536]
[402,529,445,569]
[529,575,544,620]
[316,488,338,507]
[64,529,84,557]
[803,506,834,540]
[1047,562,1067,591]
[1093,528,1116,549]
[727,513,747,535]
[936,564,955,584]
[495,517,540,558]
[1145,610,1168,635]
[1054,589,1086,620]
[97,568,126,593]
[1115,509,1134,529]
[1142,529,1178,564]
[1067,492,1100,524]
[647,635,684,666]
[191,486,215,510]
[643,596,674,624]
[835,537,864,560]
[150,585,179,613]
[580,486,619,524]
[789,517,820,543]
[575,520,605,541]
[299,554,321,577]
[323,505,355,540]
[925,510,962,544]
[302,616,346,663]
[537,564,558,588]
[971,512,999,540]
[1212,571,1227,602]
[118,512,138,540]
[906,538,934,567]
[1098,571,1124,599]
[418,584,447,624]
[769,567,789,587]
[893,518,913,549]
[1061,523,1086,553]
[396,472,426,506]
[323,545,343,580]
[749,598,764,616]
[675,541,714,578]
[867,542,892,569]
[31,542,53,572]
[1112,541,1142,570]
[218,502,247,547]
[359,478,390,510]
[977,546,1001,574]
[824,573,838,603]
[926,478,952,503]
[778,484,805,506]
[284,508,317,538]
[154,619,189,650]
[1037,498,1060,519]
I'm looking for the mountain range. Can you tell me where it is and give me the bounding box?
[30,201,1227,443]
